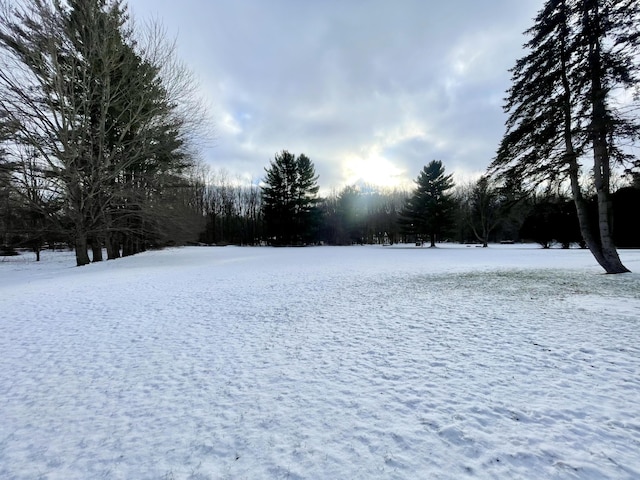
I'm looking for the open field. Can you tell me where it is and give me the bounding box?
[1,245,639,479]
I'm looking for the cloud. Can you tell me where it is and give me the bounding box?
[129,0,543,189]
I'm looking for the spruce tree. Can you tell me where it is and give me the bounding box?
[401,160,455,247]
[262,150,320,245]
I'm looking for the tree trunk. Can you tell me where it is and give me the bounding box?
[566,146,627,273]
[568,159,606,258]
[122,233,139,257]
[90,236,103,262]
[106,232,120,259]
[75,232,91,266]
[584,5,629,273]
[122,235,133,257]
[592,148,629,273]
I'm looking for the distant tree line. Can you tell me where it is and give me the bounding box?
[192,156,640,250]
[194,167,263,246]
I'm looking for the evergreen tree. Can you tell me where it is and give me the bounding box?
[261,150,320,245]
[520,197,582,248]
[612,186,640,248]
[401,160,455,247]
[337,186,367,245]
[293,154,321,243]
[0,0,203,265]
[491,0,639,273]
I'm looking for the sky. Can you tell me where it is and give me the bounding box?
[126,0,544,190]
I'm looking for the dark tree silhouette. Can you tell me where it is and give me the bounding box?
[262,150,320,245]
[457,176,506,247]
[491,0,640,273]
[401,160,456,247]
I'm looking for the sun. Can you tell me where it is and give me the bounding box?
[343,154,406,189]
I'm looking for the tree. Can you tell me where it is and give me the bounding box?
[491,0,640,273]
[612,185,640,247]
[520,196,583,248]
[336,185,367,244]
[495,174,535,243]
[199,168,263,246]
[261,150,320,245]
[401,160,455,247]
[457,176,506,247]
[0,0,205,265]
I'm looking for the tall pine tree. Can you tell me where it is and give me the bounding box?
[491,0,639,273]
[401,160,455,247]
[261,150,320,245]
[0,0,199,265]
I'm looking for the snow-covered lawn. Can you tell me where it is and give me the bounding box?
[1,244,639,479]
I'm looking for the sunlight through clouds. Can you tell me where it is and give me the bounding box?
[343,152,406,188]
[127,0,543,189]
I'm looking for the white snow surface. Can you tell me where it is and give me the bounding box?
[1,244,640,479]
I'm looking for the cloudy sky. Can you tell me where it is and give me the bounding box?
[127,0,543,190]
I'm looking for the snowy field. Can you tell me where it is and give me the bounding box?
[1,244,639,480]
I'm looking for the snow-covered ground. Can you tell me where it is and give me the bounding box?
[1,244,639,479]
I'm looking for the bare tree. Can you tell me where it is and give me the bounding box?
[457,176,506,247]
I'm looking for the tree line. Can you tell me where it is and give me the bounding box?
[1,0,639,274]
[159,153,640,251]
[257,154,640,250]
[3,139,640,259]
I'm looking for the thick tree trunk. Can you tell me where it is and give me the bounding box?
[568,160,608,262]
[75,232,91,266]
[592,145,629,273]
[106,232,120,260]
[122,233,140,257]
[90,236,103,262]
[122,235,133,257]
[566,145,627,273]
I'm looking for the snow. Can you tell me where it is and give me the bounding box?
[1,244,639,479]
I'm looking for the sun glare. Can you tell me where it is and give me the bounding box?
[343,155,406,188]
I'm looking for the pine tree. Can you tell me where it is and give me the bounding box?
[293,153,321,243]
[401,160,455,247]
[261,150,320,245]
[0,0,201,265]
[491,0,639,273]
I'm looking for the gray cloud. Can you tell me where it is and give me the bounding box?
[129,0,543,188]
